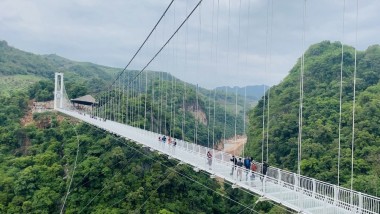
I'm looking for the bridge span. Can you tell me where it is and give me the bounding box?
[57,108,379,214]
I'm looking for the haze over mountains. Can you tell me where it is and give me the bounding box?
[1,39,380,213]
[0,40,265,100]
[215,85,269,101]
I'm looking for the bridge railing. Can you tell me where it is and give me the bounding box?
[161,134,380,214]
[63,105,380,214]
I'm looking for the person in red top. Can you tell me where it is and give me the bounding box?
[251,162,257,180]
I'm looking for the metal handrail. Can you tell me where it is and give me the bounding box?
[59,103,380,214]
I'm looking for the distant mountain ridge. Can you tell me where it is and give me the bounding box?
[215,85,269,100]
[0,40,119,79]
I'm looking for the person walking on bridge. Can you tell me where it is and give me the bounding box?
[230,155,237,176]
[250,161,257,180]
[207,151,212,170]
[237,158,243,181]
[260,161,269,182]
[244,157,251,181]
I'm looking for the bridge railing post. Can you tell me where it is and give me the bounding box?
[333,185,338,205]
[293,173,298,191]
[359,192,363,214]
[263,175,266,193]
[277,169,281,185]
[312,178,316,198]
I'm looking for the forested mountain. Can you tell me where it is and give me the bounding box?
[245,41,380,197]
[0,41,283,212]
[0,40,118,96]
[0,40,247,145]
[0,40,119,80]
[0,85,286,213]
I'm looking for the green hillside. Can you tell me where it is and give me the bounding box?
[0,40,119,95]
[0,40,289,213]
[0,75,43,96]
[246,41,380,196]
[0,86,287,213]
[0,41,248,143]
[0,40,119,79]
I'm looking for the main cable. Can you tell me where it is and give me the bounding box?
[125,0,204,89]
[109,0,174,86]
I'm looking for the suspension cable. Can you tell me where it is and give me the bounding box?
[224,87,227,146]
[78,152,139,213]
[122,71,125,123]
[182,0,189,143]
[243,86,246,158]
[207,0,215,149]
[298,0,307,176]
[208,90,212,148]
[60,122,81,214]
[171,0,177,139]
[165,72,168,135]
[195,1,202,145]
[235,0,242,150]
[195,84,199,144]
[242,0,251,159]
[213,89,216,149]
[224,0,231,149]
[109,0,174,87]
[144,71,147,130]
[102,134,259,213]
[98,0,174,124]
[262,85,266,164]
[338,0,346,187]
[213,0,219,151]
[125,0,204,88]
[351,0,359,199]
[266,0,274,163]
[266,88,270,162]
[235,88,238,146]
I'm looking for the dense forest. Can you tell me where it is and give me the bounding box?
[246,41,380,197]
[0,40,291,213]
[0,86,288,213]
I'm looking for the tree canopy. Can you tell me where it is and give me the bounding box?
[245,41,380,196]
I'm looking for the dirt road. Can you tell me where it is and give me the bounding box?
[222,135,247,156]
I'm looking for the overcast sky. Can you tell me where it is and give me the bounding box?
[1,0,379,89]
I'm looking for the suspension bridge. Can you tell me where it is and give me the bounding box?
[55,72,380,214]
[55,0,380,213]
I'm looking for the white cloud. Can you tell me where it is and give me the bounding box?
[0,0,379,88]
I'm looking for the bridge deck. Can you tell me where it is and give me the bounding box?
[58,109,378,214]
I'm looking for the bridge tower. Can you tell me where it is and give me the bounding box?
[54,72,64,109]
